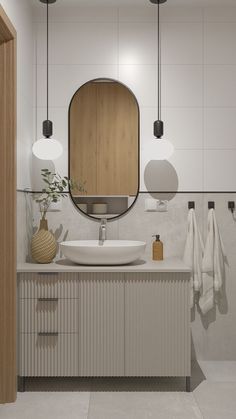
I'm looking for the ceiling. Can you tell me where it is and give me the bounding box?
[32,0,236,6]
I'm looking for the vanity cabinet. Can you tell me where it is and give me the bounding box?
[18,263,191,389]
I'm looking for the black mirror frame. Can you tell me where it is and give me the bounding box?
[68,77,140,222]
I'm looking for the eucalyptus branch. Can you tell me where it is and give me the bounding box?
[35,169,86,219]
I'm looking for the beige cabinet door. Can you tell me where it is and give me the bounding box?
[125,273,191,377]
[78,273,125,376]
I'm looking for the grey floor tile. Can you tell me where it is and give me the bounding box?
[194,381,236,419]
[88,391,203,419]
[0,392,90,419]
[198,361,236,382]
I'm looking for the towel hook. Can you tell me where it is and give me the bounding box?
[208,201,215,209]
[188,201,195,209]
[228,201,235,213]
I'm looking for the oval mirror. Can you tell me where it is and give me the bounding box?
[69,78,139,220]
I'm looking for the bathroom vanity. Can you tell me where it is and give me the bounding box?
[17,258,191,391]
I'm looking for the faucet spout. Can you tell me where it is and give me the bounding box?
[99,219,107,245]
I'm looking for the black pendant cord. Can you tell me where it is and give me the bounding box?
[42,0,53,138]
[157,1,160,121]
[153,0,164,139]
[46,0,49,121]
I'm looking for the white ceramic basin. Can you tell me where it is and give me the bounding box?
[60,240,146,266]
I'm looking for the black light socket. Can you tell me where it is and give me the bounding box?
[154,120,164,138]
[149,0,167,4]
[43,120,53,138]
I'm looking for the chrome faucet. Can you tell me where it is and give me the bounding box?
[99,219,107,245]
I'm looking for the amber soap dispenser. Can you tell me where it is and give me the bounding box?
[152,235,163,261]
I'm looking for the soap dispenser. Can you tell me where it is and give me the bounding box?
[152,235,163,261]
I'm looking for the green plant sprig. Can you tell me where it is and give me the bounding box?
[35,169,86,220]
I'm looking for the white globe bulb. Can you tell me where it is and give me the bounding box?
[32,138,63,160]
[144,138,174,161]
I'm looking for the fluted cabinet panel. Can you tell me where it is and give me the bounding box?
[125,273,191,377]
[18,273,79,299]
[79,273,125,376]
[19,299,79,334]
[19,334,79,377]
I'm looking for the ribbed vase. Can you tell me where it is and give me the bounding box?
[31,219,57,264]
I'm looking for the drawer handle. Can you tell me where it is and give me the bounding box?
[37,272,59,276]
[38,298,58,302]
[38,332,59,337]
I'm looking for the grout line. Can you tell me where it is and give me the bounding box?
[87,391,92,419]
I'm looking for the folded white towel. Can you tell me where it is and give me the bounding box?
[199,209,225,315]
[183,208,204,308]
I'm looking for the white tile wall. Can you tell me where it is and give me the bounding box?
[205,23,236,65]
[119,22,157,65]
[161,22,203,65]
[205,66,236,108]
[33,3,236,192]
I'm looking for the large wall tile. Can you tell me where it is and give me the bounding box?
[37,64,118,108]
[162,65,203,107]
[205,23,236,64]
[169,150,204,191]
[162,22,203,65]
[205,66,236,107]
[204,6,236,22]
[119,5,155,23]
[119,22,157,65]
[204,150,236,191]
[119,5,202,23]
[33,4,117,23]
[161,6,203,23]
[37,22,118,65]
[141,107,203,150]
[141,150,203,192]
[119,65,157,108]
[204,108,236,150]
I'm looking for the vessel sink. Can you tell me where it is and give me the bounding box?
[60,240,146,266]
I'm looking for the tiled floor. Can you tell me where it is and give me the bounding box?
[1,362,236,419]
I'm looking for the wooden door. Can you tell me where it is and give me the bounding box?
[0,5,17,404]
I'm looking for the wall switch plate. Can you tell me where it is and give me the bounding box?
[156,200,168,212]
[145,198,157,212]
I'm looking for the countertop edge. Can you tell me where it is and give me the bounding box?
[17,258,191,274]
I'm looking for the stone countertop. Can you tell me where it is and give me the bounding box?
[17,258,190,273]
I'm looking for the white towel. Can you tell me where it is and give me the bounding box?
[183,209,204,308]
[199,209,225,315]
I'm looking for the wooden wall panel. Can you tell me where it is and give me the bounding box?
[0,5,16,404]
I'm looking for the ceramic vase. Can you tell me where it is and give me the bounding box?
[31,219,57,264]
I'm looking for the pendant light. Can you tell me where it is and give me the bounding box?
[149,0,174,160]
[32,0,63,160]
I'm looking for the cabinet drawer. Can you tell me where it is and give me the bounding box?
[18,272,79,299]
[19,299,79,333]
[19,333,79,377]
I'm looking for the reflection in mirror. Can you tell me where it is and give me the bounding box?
[69,79,139,220]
